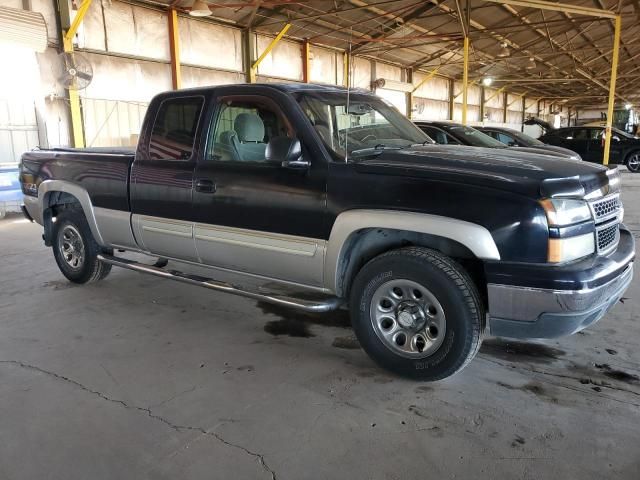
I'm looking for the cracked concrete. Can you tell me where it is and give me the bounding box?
[0,360,276,480]
[1,168,639,479]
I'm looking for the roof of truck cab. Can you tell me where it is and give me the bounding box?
[167,83,371,96]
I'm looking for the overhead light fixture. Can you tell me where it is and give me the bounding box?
[625,103,633,110]
[482,77,493,86]
[497,42,510,58]
[189,0,212,16]
[526,57,536,70]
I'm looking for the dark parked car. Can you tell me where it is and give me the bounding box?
[414,120,580,160]
[476,126,581,160]
[19,84,633,381]
[539,126,640,172]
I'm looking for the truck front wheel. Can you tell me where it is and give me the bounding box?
[52,207,112,284]
[349,247,484,381]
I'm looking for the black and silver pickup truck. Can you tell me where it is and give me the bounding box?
[19,84,634,381]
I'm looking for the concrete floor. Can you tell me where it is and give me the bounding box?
[1,171,639,480]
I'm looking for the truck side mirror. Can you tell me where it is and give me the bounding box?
[266,136,309,169]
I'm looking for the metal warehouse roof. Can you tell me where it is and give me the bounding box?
[134,1,640,106]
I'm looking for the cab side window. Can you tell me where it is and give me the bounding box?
[207,97,293,163]
[571,129,589,140]
[149,96,204,160]
[421,126,454,145]
[496,133,515,145]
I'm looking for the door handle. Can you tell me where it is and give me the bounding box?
[195,179,216,193]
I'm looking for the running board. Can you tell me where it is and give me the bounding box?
[97,254,343,313]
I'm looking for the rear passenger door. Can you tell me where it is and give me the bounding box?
[130,95,204,261]
[191,90,328,287]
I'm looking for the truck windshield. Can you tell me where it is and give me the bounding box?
[296,92,431,161]
[445,125,506,148]
[509,130,545,146]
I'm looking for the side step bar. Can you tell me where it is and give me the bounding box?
[97,254,343,313]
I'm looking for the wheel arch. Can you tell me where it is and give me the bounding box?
[325,210,500,297]
[38,180,105,246]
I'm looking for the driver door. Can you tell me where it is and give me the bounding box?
[191,91,328,287]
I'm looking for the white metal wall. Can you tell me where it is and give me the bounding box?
[0,0,543,149]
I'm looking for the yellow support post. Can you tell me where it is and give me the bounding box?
[62,0,93,148]
[168,8,181,89]
[64,0,93,44]
[302,40,311,83]
[603,15,621,166]
[343,51,349,88]
[250,23,291,82]
[462,36,469,126]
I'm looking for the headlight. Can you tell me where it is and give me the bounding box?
[548,233,595,263]
[540,199,592,226]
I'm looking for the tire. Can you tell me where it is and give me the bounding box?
[52,206,112,284]
[626,151,640,173]
[349,246,484,381]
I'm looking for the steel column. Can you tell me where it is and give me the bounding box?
[462,36,469,125]
[603,15,621,166]
[302,40,310,83]
[61,0,94,148]
[168,8,181,89]
[407,68,413,119]
[343,52,349,88]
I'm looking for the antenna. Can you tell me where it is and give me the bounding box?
[345,29,352,163]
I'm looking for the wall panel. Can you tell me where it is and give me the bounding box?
[181,18,242,71]
[309,45,337,85]
[256,35,302,81]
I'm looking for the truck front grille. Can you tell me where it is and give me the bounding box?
[591,194,621,221]
[596,221,620,254]
[589,193,622,255]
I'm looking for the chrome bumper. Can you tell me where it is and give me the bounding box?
[22,195,41,225]
[487,263,633,339]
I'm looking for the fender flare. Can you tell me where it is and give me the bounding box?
[38,180,106,246]
[324,209,500,294]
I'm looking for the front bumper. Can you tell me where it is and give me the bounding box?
[487,227,635,339]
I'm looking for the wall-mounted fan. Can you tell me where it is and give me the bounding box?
[57,51,93,90]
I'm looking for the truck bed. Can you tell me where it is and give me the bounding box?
[20,148,134,213]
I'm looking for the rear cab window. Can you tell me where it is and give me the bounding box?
[149,96,204,160]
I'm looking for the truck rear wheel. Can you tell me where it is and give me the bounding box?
[349,247,484,381]
[52,207,112,284]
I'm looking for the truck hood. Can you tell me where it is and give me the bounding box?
[507,145,579,159]
[353,144,606,198]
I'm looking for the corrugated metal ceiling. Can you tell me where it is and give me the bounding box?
[134,0,640,106]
